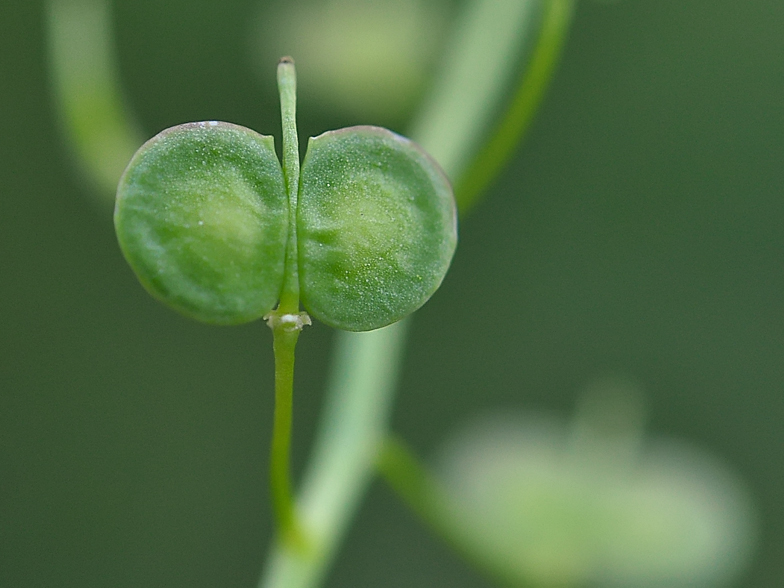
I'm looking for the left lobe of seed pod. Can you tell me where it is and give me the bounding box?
[115,121,289,325]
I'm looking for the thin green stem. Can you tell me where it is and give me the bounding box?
[270,324,307,551]
[455,0,576,213]
[277,57,301,313]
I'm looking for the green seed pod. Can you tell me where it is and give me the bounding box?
[115,119,456,331]
[297,126,457,331]
[115,122,288,325]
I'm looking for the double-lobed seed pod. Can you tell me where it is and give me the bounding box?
[115,120,457,331]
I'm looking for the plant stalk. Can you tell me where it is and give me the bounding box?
[269,322,307,550]
[266,57,310,552]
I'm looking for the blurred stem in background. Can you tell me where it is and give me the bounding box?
[46,0,143,198]
[454,0,576,213]
[45,1,574,587]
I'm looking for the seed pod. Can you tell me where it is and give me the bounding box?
[115,122,288,325]
[116,122,456,331]
[297,126,457,331]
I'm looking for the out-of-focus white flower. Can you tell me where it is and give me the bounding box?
[436,377,758,588]
[251,0,449,124]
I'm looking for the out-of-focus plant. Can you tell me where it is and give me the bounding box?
[46,1,759,587]
[47,0,143,196]
[381,377,757,588]
[251,0,450,126]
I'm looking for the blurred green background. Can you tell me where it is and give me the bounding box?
[1,0,783,586]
